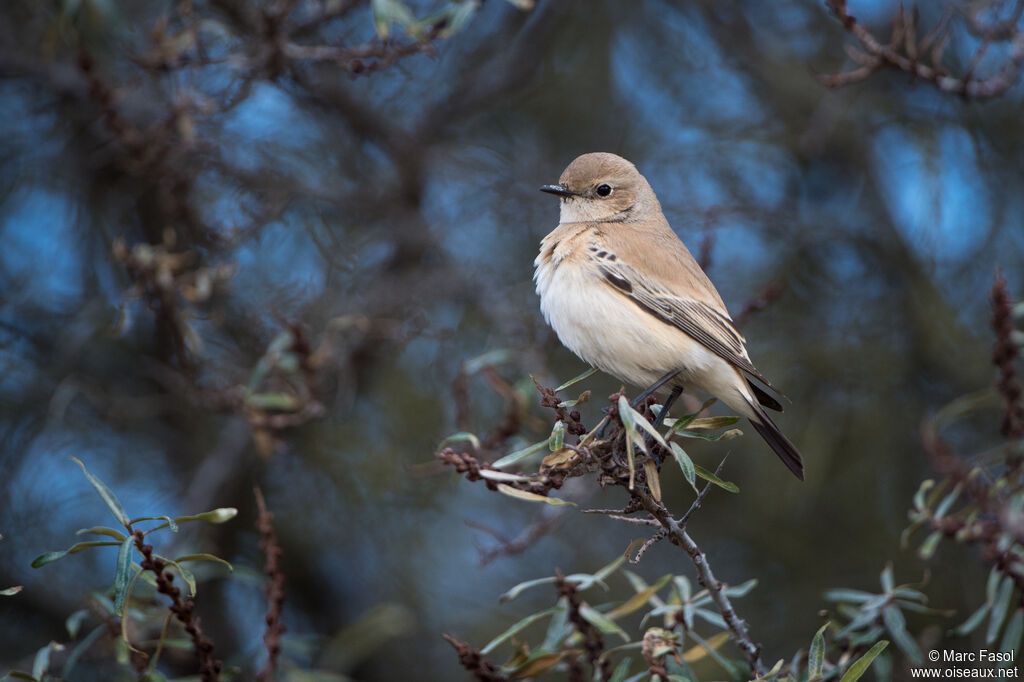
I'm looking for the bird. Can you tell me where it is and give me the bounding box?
[534,152,804,480]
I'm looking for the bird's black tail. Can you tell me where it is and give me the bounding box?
[747,404,804,481]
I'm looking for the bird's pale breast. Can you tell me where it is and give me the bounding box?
[534,242,720,392]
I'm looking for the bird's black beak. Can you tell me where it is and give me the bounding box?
[539,184,576,198]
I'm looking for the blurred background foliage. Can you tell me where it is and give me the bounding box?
[0,0,1023,679]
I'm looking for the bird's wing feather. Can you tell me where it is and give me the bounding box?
[592,252,781,393]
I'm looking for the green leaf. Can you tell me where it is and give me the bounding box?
[608,657,633,682]
[590,554,627,585]
[462,349,512,375]
[2,672,39,680]
[555,367,598,392]
[0,585,22,596]
[824,589,878,604]
[61,625,105,679]
[913,480,935,511]
[687,630,737,677]
[31,641,62,680]
[31,541,122,567]
[491,439,548,469]
[933,484,961,519]
[880,564,894,593]
[693,464,739,493]
[156,556,197,597]
[246,392,300,411]
[499,577,558,603]
[620,396,669,449]
[174,553,234,572]
[478,470,534,483]
[839,640,889,682]
[75,526,128,541]
[950,603,990,636]
[480,606,560,654]
[541,597,571,651]
[128,516,179,533]
[370,0,416,38]
[1000,608,1024,662]
[808,621,829,678]
[988,576,1016,645]
[579,604,630,642]
[883,605,922,663]
[66,608,90,638]
[549,420,565,451]
[694,607,727,629]
[70,456,130,527]
[686,416,740,430]
[918,531,942,560]
[113,535,134,616]
[437,432,480,451]
[495,484,576,507]
[670,443,699,493]
[557,392,590,408]
[751,658,786,682]
[723,579,758,598]
[607,574,672,619]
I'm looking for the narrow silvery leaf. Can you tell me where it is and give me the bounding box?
[75,526,127,541]
[480,606,559,654]
[579,604,629,642]
[113,536,134,616]
[479,470,534,483]
[686,416,740,430]
[495,484,576,507]
[499,576,558,603]
[555,367,598,392]
[693,465,739,493]
[839,640,889,682]
[549,420,565,451]
[70,457,129,527]
[950,603,990,636]
[31,541,122,568]
[883,605,922,663]
[644,460,662,502]
[1000,608,1024,665]
[437,432,480,452]
[606,574,672,620]
[808,621,828,677]
[880,564,894,593]
[491,439,548,469]
[988,575,1015,645]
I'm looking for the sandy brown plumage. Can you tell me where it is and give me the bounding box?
[535,152,804,480]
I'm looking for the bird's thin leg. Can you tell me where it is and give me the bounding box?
[629,369,682,409]
[646,386,682,466]
[651,386,682,432]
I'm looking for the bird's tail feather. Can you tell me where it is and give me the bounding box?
[746,404,804,481]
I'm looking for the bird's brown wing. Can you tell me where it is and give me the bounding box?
[594,255,783,397]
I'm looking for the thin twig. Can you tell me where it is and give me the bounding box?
[632,490,764,676]
[255,487,286,682]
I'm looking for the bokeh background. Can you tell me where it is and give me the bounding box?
[1,0,1022,679]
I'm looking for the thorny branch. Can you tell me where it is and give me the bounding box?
[437,380,767,677]
[134,529,222,681]
[823,0,1024,99]
[255,487,287,682]
[919,271,1024,593]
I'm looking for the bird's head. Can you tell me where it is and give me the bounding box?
[540,152,661,224]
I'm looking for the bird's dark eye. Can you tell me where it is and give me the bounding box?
[596,184,612,197]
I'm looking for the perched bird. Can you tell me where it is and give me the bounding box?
[534,152,804,480]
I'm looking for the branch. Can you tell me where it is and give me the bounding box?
[631,490,765,676]
[823,0,1024,99]
[255,487,286,682]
